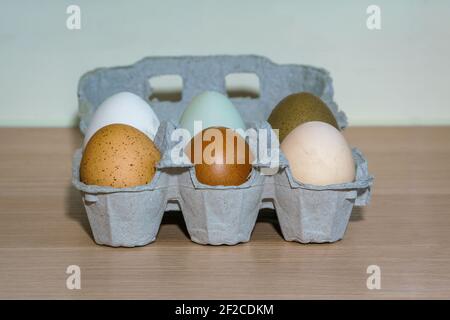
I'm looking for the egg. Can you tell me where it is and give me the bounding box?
[185,127,253,186]
[83,92,160,149]
[281,121,355,185]
[179,91,246,138]
[80,124,161,188]
[268,92,339,142]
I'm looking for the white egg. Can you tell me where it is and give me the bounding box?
[281,121,355,185]
[83,92,160,148]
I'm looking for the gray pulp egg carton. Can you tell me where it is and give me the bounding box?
[72,55,373,247]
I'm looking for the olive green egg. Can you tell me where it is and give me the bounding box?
[267,92,339,142]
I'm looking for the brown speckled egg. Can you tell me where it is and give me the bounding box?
[80,124,160,188]
[185,126,253,186]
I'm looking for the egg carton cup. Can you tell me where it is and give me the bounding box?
[73,55,373,246]
[72,159,167,247]
[159,121,268,245]
[269,148,372,243]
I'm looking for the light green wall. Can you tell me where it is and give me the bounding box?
[1,0,449,127]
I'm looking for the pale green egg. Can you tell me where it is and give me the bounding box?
[179,91,246,137]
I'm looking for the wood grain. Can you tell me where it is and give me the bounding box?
[0,127,449,299]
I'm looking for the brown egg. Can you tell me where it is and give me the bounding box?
[185,127,253,186]
[80,124,160,188]
[268,92,339,142]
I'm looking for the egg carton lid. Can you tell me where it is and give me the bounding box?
[77,55,348,134]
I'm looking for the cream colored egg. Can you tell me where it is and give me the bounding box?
[281,121,355,185]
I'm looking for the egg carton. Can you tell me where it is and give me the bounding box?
[72,55,373,246]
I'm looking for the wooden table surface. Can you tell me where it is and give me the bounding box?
[0,127,449,299]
